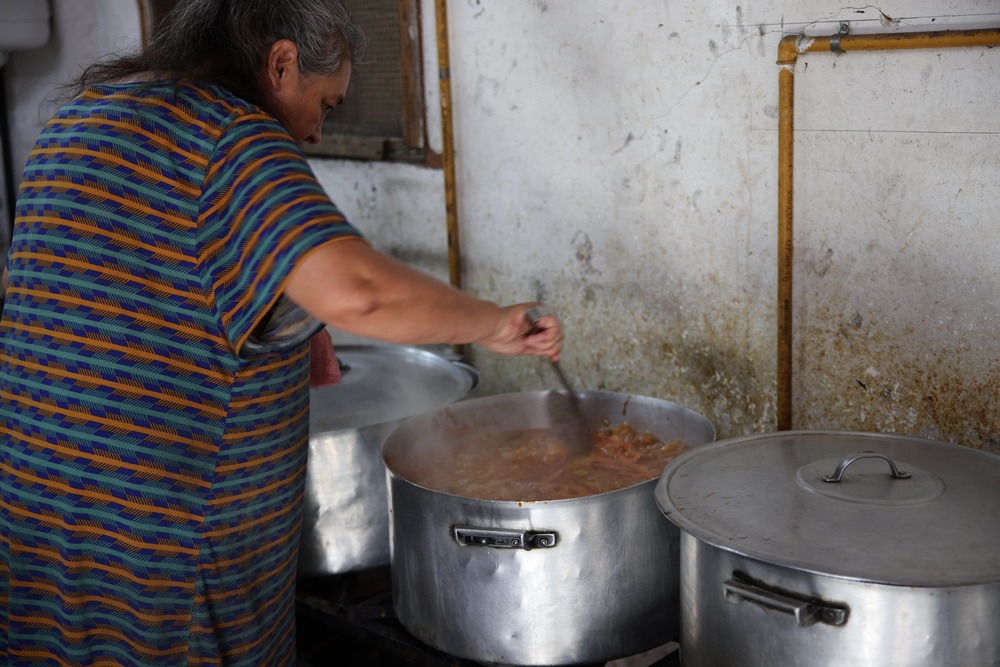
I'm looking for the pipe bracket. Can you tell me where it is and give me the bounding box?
[830,22,850,54]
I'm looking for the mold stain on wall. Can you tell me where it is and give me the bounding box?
[471,308,774,442]
[793,229,1000,454]
[796,314,999,455]
[469,255,775,441]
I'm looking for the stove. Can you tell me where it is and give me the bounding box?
[295,567,681,667]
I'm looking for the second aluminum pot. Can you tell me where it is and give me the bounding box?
[298,344,478,576]
[382,390,715,665]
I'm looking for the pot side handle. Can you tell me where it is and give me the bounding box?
[723,578,849,628]
[453,525,557,550]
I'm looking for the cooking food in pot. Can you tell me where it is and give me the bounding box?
[387,421,688,500]
[384,390,716,665]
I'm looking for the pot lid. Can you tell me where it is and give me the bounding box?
[655,430,1000,587]
[309,344,478,432]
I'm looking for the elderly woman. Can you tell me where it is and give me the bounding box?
[0,0,562,664]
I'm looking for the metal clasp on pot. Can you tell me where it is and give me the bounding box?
[453,526,558,550]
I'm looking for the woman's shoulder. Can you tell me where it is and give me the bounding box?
[58,78,292,172]
[89,77,268,125]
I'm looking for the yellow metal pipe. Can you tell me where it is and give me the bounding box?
[775,27,1000,431]
[435,0,460,292]
[781,28,1000,63]
[776,62,795,430]
[434,0,465,358]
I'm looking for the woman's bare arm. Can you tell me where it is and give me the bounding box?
[284,238,563,360]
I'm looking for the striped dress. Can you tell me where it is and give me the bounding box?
[0,80,361,665]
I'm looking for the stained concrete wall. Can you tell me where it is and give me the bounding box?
[793,43,1000,451]
[3,1,998,451]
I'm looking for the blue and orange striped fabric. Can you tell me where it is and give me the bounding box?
[0,80,361,665]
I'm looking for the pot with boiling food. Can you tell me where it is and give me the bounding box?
[382,390,715,666]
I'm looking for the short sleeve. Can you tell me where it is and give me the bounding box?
[197,112,362,356]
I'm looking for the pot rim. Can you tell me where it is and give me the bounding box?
[310,344,478,432]
[382,389,716,503]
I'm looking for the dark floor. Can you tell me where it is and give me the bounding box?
[294,568,681,667]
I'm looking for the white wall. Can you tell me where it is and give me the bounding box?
[5,0,141,178]
[4,0,998,451]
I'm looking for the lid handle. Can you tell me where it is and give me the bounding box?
[822,450,911,483]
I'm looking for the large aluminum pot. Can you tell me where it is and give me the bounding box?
[382,390,715,665]
[655,431,1000,667]
[298,344,478,576]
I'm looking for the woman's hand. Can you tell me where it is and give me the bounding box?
[475,303,564,361]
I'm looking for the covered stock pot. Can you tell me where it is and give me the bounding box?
[655,430,1000,667]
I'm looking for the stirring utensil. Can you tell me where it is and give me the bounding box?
[525,306,592,457]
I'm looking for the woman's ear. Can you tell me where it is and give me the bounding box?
[265,39,301,92]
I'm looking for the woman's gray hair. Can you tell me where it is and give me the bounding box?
[71,0,367,105]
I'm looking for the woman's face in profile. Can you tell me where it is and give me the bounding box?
[267,45,352,144]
